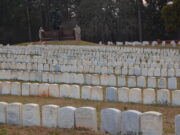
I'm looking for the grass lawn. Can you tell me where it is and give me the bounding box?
[0,95,179,135]
[15,40,99,46]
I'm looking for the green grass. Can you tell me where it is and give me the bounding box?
[15,40,99,46]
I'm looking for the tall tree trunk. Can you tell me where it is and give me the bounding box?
[26,1,32,41]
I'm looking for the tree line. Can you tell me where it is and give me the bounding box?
[0,0,179,44]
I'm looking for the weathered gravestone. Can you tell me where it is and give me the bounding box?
[42,105,59,128]
[172,90,180,106]
[38,83,49,97]
[143,88,156,104]
[81,86,92,100]
[157,89,170,105]
[0,102,8,123]
[101,108,121,135]
[158,78,167,89]
[49,84,60,97]
[121,110,142,134]
[106,87,118,102]
[7,103,23,125]
[22,104,40,126]
[30,83,39,96]
[175,115,180,135]
[75,107,97,131]
[11,82,21,96]
[141,111,163,135]
[58,106,76,128]
[128,76,136,87]
[168,77,177,89]
[129,88,142,103]
[91,86,103,101]
[148,77,156,88]
[137,76,146,88]
[22,83,30,96]
[118,87,129,102]
[118,76,126,87]
[59,84,71,98]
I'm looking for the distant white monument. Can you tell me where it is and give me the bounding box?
[39,27,44,41]
[74,25,81,40]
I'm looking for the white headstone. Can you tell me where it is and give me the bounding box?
[7,103,23,125]
[118,87,129,102]
[70,85,80,99]
[11,82,21,96]
[22,104,40,126]
[168,77,177,89]
[91,86,103,101]
[175,115,180,135]
[137,76,146,88]
[42,105,59,128]
[172,90,180,106]
[58,106,76,128]
[143,88,156,104]
[81,86,92,100]
[30,83,39,96]
[106,87,118,102]
[101,108,121,135]
[129,88,142,103]
[0,102,8,123]
[59,84,71,98]
[158,78,167,89]
[38,83,49,97]
[75,107,97,131]
[118,76,126,87]
[141,111,163,135]
[2,81,11,95]
[49,84,60,97]
[157,89,170,105]
[121,110,142,134]
[22,83,30,96]
[148,77,156,88]
[128,76,136,87]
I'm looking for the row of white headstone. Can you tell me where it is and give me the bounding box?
[0,45,179,65]
[1,81,180,106]
[0,70,177,89]
[0,63,180,77]
[0,102,165,135]
[115,40,180,47]
[3,102,180,135]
